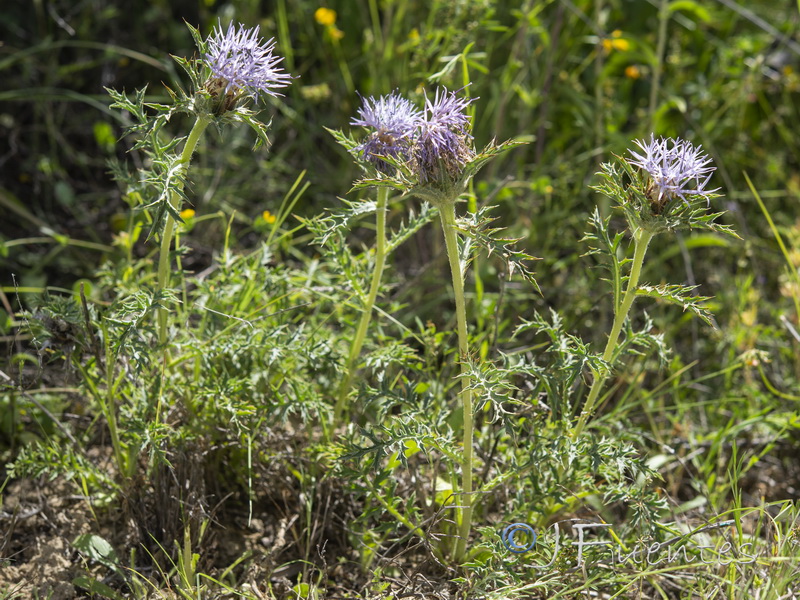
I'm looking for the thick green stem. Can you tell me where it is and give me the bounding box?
[573,228,654,440]
[156,116,210,346]
[439,202,473,563]
[333,187,390,429]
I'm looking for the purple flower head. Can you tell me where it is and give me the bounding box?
[351,92,421,171]
[628,135,719,208]
[204,21,292,110]
[413,87,476,184]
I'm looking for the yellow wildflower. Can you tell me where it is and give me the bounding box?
[262,210,277,225]
[300,82,332,102]
[602,31,630,53]
[408,28,420,42]
[625,65,641,79]
[611,38,630,51]
[314,7,337,26]
[180,208,196,220]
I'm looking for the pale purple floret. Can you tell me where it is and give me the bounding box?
[628,135,719,206]
[414,88,475,183]
[204,21,292,102]
[351,92,421,170]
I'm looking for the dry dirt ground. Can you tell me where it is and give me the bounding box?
[0,437,457,599]
[1,477,95,599]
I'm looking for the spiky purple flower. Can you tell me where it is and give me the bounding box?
[204,21,292,110]
[628,135,718,208]
[351,92,421,171]
[413,87,475,184]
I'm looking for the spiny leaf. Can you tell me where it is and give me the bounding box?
[513,309,606,416]
[351,155,417,192]
[301,199,378,248]
[342,421,458,472]
[613,312,671,366]
[581,207,627,312]
[234,109,272,150]
[459,355,523,426]
[636,283,715,327]
[326,127,360,156]
[134,153,190,241]
[106,86,149,123]
[385,202,438,254]
[298,213,368,299]
[461,138,526,182]
[351,177,409,192]
[456,205,541,292]
[184,20,206,54]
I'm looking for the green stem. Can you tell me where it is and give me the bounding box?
[594,0,605,151]
[649,0,669,125]
[745,171,800,321]
[156,116,210,346]
[8,391,16,455]
[333,187,390,429]
[439,201,474,563]
[4,237,114,252]
[100,319,127,479]
[573,228,654,440]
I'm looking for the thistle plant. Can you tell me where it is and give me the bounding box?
[573,135,738,439]
[332,92,421,427]
[327,87,527,562]
[401,88,530,563]
[409,89,480,563]
[109,21,292,348]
